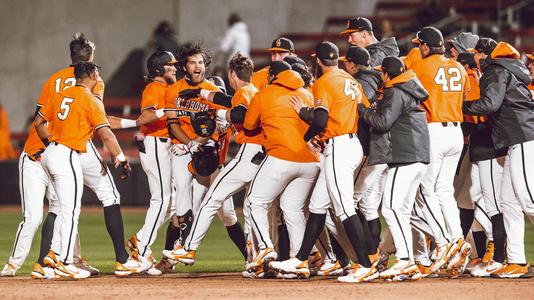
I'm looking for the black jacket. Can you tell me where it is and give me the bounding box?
[359,70,430,165]
[366,37,400,67]
[463,42,534,149]
[469,121,508,162]
[355,69,383,155]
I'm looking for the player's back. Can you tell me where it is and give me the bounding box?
[233,83,264,146]
[251,66,269,91]
[140,81,168,137]
[411,54,469,123]
[313,68,361,140]
[41,86,108,153]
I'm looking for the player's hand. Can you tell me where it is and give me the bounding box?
[216,115,230,133]
[114,159,131,179]
[306,137,324,153]
[179,89,201,99]
[289,96,306,114]
[187,140,202,154]
[169,144,189,156]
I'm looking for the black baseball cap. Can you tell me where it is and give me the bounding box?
[341,17,373,34]
[269,60,292,77]
[377,56,405,77]
[340,46,370,66]
[312,41,339,60]
[457,52,477,69]
[473,38,497,55]
[267,37,294,52]
[411,27,444,47]
[283,56,306,66]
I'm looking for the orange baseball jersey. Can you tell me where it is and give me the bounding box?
[164,78,221,143]
[463,69,486,125]
[233,83,264,146]
[313,68,364,140]
[24,66,105,159]
[404,47,423,70]
[411,54,470,123]
[39,85,109,153]
[251,66,269,91]
[243,70,318,163]
[140,80,168,137]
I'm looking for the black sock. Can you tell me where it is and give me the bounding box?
[104,204,129,263]
[37,212,56,265]
[178,210,193,245]
[356,210,374,255]
[277,224,290,261]
[472,230,487,259]
[226,222,247,260]
[459,208,475,238]
[165,222,181,250]
[296,213,326,261]
[367,218,381,254]
[491,213,507,263]
[329,232,350,267]
[342,214,371,267]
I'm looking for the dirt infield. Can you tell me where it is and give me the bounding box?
[1,273,533,300]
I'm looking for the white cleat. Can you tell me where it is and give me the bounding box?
[31,263,55,280]
[0,263,17,277]
[380,259,418,279]
[54,262,91,279]
[317,260,344,276]
[337,264,377,283]
[269,257,310,278]
[447,241,472,278]
[470,260,503,277]
[162,246,196,266]
[245,248,277,271]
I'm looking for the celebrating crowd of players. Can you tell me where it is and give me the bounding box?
[1,16,534,282]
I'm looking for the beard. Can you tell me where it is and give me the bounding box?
[188,71,205,86]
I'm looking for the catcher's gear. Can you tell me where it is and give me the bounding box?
[206,76,227,94]
[179,88,200,100]
[190,111,216,138]
[189,144,219,177]
[147,51,177,78]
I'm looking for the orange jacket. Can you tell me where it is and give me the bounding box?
[251,66,269,91]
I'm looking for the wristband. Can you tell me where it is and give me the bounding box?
[216,109,228,120]
[120,119,137,128]
[116,152,126,162]
[200,89,211,99]
[155,109,165,118]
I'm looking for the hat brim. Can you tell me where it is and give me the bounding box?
[374,65,384,72]
[411,37,421,45]
[266,47,292,52]
[339,56,348,62]
[526,54,534,60]
[340,29,360,35]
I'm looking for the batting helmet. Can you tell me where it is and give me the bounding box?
[190,110,216,138]
[189,145,220,176]
[147,51,177,77]
[206,76,227,94]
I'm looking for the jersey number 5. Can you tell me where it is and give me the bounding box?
[434,67,462,91]
[344,79,360,101]
[57,97,74,121]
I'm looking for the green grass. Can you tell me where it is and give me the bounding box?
[0,209,245,275]
[1,209,534,276]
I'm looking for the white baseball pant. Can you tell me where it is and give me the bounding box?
[500,141,534,264]
[382,162,427,260]
[41,143,84,264]
[184,143,261,251]
[82,140,121,206]
[415,123,463,245]
[135,136,173,257]
[248,155,319,255]
[171,150,196,217]
[353,158,387,221]
[6,152,60,268]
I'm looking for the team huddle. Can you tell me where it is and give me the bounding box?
[2,16,534,282]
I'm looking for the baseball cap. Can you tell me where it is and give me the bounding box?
[267,37,294,52]
[457,52,477,69]
[312,41,339,60]
[448,32,479,53]
[411,27,444,47]
[340,46,370,66]
[283,56,306,66]
[473,38,498,55]
[341,17,373,34]
[377,56,405,77]
[269,60,292,77]
[526,53,534,60]
[206,76,226,94]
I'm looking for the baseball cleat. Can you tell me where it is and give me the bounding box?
[447,241,472,278]
[465,258,482,274]
[246,248,277,271]
[416,261,437,278]
[376,252,390,272]
[308,251,323,275]
[242,263,265,279]
[430,242,452,273]
[54,261,91,279]
[162,245,196,266]
[31,262,55,279]
[470,259,503,277]
[337,264,377,283]
[43,250,60,268]
[379,259,418,280]
[153,257,175,274]
[127,235,139,252]
[317,260,343,276]
[0,262,17,277]
[490,263,533,279]
[482,241,494,263]
[114,251,150,277]
[74,256,100,276]
[369,249,382,269]
[269,257,310,278]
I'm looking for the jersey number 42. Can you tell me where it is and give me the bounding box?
[434,67,462,92]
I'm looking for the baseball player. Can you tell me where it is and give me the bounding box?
[447,32,479,60]
[463,41,534,278]
[33,62,131,278]
[358,56,430,281]
[341,17,400,66]
[251,37,295,91]
[271,42,378,283]
[163,53,262,266]
[410,27,472,276]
